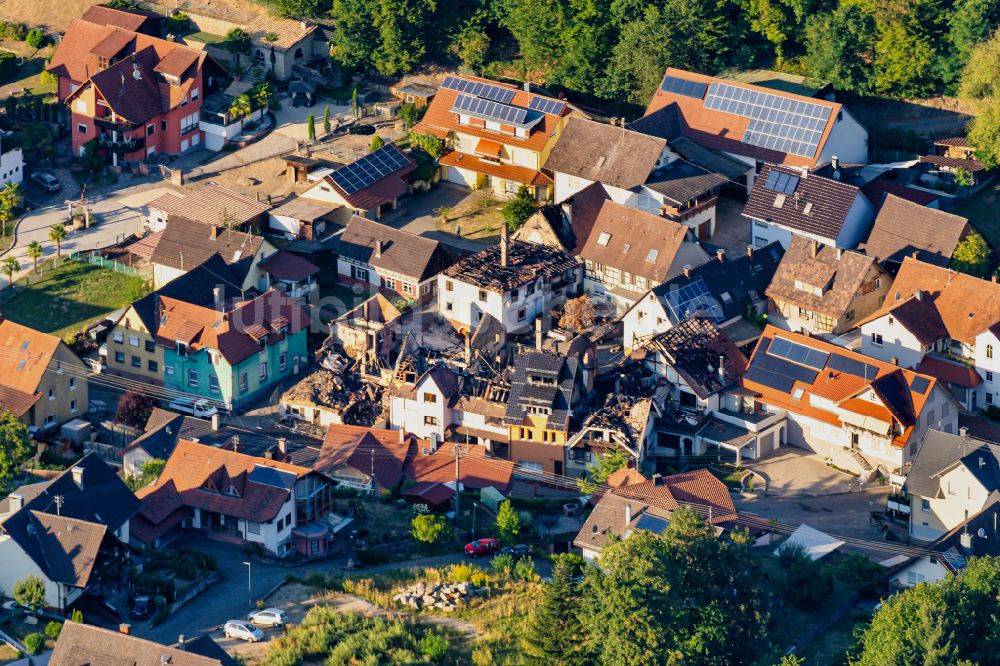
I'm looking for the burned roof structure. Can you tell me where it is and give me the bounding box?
[442,239,578,293]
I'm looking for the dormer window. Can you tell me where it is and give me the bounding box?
[223,484,240,497]
[98,56,110,70]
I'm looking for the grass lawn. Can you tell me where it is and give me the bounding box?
[0,42,55,100]
[0,616,56,652]
[435,194,506,241]
[185,31,226,45]
[2,258,150,338]
[796,605,871,666]
[956,181,1000,246]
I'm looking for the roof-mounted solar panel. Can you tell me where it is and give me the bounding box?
[329,144,410,195]
[442,76,515,104]
[528,96,566,116]
[661,75,708,99]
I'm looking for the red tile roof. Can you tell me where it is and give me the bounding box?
[915,356,983,389]
[148,184,271,227]
[0,385,40,418]
[316,425,413,488]
[612,468,737,524]
[438,150,545,186]
[921,154,985,173]
[138,440,311,523]
[405,441,514,492]
[861,178,941,208]
[82,5,154,32]
[644,67,842,168]
[259,250,319,282]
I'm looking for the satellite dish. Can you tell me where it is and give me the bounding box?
[978,528,987,538]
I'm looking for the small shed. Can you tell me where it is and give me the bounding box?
[479,486,506,513]
[60,419,94,446]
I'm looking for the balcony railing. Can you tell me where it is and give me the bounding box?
[99,135,144,154]
[94,116,138,132]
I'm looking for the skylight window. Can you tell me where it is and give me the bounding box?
[597,232,611,246]
[646,249,659,263]
[622,243,631,253]
[20,341,29,350]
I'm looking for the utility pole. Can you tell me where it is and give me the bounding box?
[454,445,462,525]
[370,448,375,495]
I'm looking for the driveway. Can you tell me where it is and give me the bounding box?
[746,449,872,495]
[2,179,180,287]
[381,184,494,254]
[272,98,353,141]
[708,197,750,257]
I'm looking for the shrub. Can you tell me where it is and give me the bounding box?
[782,550,833,609]
[514,556,537,582]
[13,576,46,612]
[411,513,450,545]
[0,22,26,41]
[24,29,45,49]
[501,186,537,232]
[408,131,443,158]
[44,621,62,640]
[836,553,886,596]
[165,12,189,34]
[451,563,475,582]
[491,552,514,577]
[0,52,16,84]
[69,609,83,624]
[420,633,449,660]
[23,633,43,655]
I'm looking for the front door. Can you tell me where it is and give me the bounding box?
[554,461,563,476]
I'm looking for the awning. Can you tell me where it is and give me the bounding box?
[475,139,503,158]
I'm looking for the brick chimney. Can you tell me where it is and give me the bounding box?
[375,239,383,258]
[71,465,85,490]
[746,244,754,259]
[210,225,219,240]
[278,437,287,455]
[716,248,725,263]
[682,265,692,279]
[810,240,819,258]
[535,316,543,351]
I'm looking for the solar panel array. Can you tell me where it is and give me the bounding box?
[660,76,709,100]
[451,93,533,127]
[827,353,879,380]
[767,336,830,370]
[764,169,800,194]
[248,465,297,490]
[330,145,411,195]
[441,76,515,104]
[634,514,670,535]
[664,278,724,322]
[702,82,833,158]
[745,354,819,393]
[528,96,566,116]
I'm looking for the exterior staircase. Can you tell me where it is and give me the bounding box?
[847,448,873,474]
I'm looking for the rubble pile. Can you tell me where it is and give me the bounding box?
[391,581,482,612]
[282,367,385,427]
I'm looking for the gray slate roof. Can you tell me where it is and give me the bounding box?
[543,117,666,191]
[336,216,451,282]
[904,429,1000,499]
[504,351,580,430]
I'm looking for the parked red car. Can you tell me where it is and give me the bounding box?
[464,538,501,558]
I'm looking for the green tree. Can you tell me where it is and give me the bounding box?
[126,458,166,491]
[398,102,421,129]
[24,28,45,49]
[951,230,990,277]
[48,223,67,258]
[114,390,156,428]
[1,256,19,286]
[0,411,32,492]
[229,94,252,126]
[224,28,251,70]
[253,82,274,111]
[804,2,878,95]
[269,0,322,17]
[44,621,62,640]
[408,131,443,158]
[577,449,629,493]
[600,0,746,105]
[69,609,83,623]
[369,135,384,152]
[371,0,436,76]
[850,556,1000,665]
[323,105,331,134]
[13,576,46,613]
[494,500,521,546]
[352,86,359,118]
[502,185,536,232]
[307,113,316,141]
[580,507,770,666]
[450,13,491,70]
[411,513,450,545]
[329,0,378,70]
[836,552,886,596]
[779,543,833,608]
[22,633,43,656]
[523,554,587,665]
[960,32,1000,168]
[419,633,449,660]
[25,241,42,273]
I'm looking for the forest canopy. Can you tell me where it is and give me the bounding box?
[261,0,1000,107]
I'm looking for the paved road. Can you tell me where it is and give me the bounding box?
[1,179,175,287]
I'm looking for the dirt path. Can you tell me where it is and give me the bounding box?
[230,583,482,664]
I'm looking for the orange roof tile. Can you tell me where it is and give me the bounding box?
[858,257,1000,344]
[644,67,842,168]
[413,75,571,155]
[743,325,939,448]
[0,319,63,395]
[438,151,544,186]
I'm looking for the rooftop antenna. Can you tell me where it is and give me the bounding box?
[53,495,64,516]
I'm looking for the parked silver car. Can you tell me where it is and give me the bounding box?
[224,620,264,642]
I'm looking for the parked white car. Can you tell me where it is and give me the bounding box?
[248,608,287,627]
[167,398,218,418]
[224,620,264,642]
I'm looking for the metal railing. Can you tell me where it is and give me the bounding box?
[68,250,147,278]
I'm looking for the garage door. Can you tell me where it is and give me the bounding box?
[445,166,476,187]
